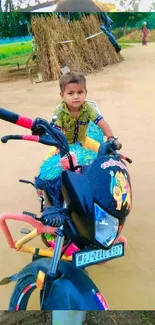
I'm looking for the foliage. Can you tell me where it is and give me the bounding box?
[135,12,155,29]
[108,12,152,28]
[0,12,31,38]
[112,27,133,39]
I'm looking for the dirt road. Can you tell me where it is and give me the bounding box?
[0,43,155,310]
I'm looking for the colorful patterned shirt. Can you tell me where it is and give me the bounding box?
[53,101,103,144]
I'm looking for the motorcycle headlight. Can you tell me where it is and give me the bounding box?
[94,203,119,248]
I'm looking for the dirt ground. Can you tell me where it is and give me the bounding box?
[1,311,155,324]
[0,311,50,325]
[0,43,155,311]
[85,311,155,325]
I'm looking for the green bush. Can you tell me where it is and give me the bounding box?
[112,28,124,39]
[112,27,137,39]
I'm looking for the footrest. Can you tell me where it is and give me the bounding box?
[22,211,37,219]
[21,228,31,234]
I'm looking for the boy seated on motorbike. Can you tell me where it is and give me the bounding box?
[37,71,121,200]
[35,71,122,253]
[46,71,121,157]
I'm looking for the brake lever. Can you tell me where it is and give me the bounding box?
[19,179,35,187]
[1,135,23,143]
[39,134,58,146]
[108,140,132,164]
[120,155,132,164]
[1,133,58,147]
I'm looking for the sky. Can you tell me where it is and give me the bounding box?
[1,0,155,11]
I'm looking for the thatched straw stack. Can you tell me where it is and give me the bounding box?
[32,14,123,81]
[119,29,155,42]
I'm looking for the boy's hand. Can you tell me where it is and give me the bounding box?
[37,189,43,197]
[54,149,60,155]
[31,117,47,136]
[114,140,122,150]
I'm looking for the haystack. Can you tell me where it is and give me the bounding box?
[119,29,155,42]
[32,14,123,81]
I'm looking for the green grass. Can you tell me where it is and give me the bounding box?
[118,38,142,43]
[0,41,32,59]
[0,41,32,66]
[0,54,30,67]
[119,43,132,48]
[141,312,155,325]
[118,37,154,43]
[0,41,31,66]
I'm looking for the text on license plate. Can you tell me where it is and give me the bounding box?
[73,243,124,268]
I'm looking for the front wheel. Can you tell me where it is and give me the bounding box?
[8,259,109,310]
[9,275,37,310]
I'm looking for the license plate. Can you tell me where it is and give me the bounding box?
[72,243,124,268]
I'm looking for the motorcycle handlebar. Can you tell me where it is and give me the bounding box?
[0,108,34,129]
[1,134,59,147]
[120,155,132,164]
[0,108,70,157]
[0,212,56,249]
[1,135,39,143]
[0,108,132,164]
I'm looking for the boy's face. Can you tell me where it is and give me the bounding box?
[60,83,87,110]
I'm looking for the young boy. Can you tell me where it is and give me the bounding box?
[37,72,121,197]
[46,71,121,158]
[36,71,122,251]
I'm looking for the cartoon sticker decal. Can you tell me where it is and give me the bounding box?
[101,158,128,172]
[110,171,132,211]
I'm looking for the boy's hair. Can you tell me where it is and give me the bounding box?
[59,72,86,93]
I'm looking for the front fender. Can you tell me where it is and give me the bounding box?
[0,257,50,285]
[0,258,108,310]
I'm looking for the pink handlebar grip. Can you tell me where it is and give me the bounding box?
[16,116,34,129]
[22,135,39,142]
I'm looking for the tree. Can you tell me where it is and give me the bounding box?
[119,0,143,11]
[136,12,155,29]
[1,0,41,11]
[0,12,31,38]
[108,12,152,35]
[149,1,155,10]
[4,0,14,11]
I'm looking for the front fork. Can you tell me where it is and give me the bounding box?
[40,204,66,308]
[46,201,67,275]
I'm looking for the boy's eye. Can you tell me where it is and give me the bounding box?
[67,91,84,95]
